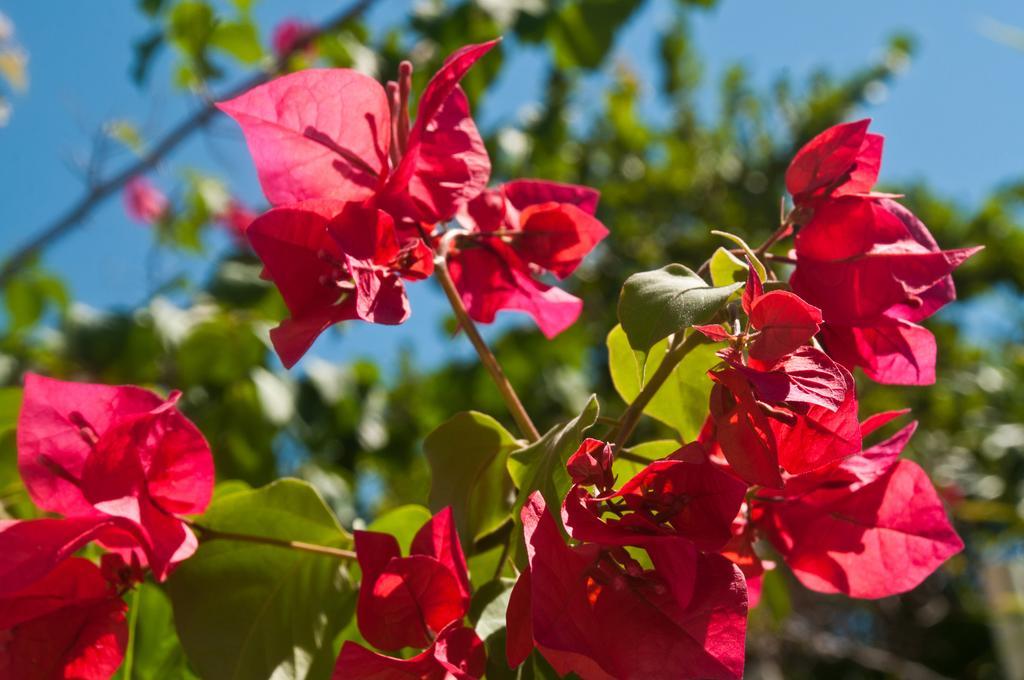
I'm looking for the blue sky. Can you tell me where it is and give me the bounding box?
[1,0,1022,368]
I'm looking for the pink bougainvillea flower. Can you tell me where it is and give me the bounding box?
[697,265,860,487]
[216,198,257,247]
[702,270,860,487]
[785,118,884,208]
[446,240,583,338]
[271,18,315,59]
[737,415,963,598]
[562,441,746,552]
[333,621,486,680]
[0,557,128,680]
[448,179,607,337]
[697,265,823,367]
[353,506,471,652]
[507,493,747,680]
[245,200,413,368]
[565,437,615,491]
[217,40,496,225]
[791,197,981,385]
[706,359,861,488]
[15,373,214,581]
[122,176,169,225]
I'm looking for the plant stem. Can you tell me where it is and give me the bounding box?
[122,587,140,680]
[611,332,702,452]
[617,448,658,465]
[187,520,357,560]
[753,221,794,257]
[433,257,542,442]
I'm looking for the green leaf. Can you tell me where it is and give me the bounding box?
[617,264,741,354]
[469,578,550,680]
[367,504,432,554]
[709,230,766,282]
[211,20,263,64]
[117,584,196,680]
[0,387,22,435]
[507,396,599,536]
[613,439,679,480]
[167,1,216,60]
[607,325,720,440]
[166,479,354,680]
[105,119,144,153]
[547,0,644,69]
[176,317,266,387]
[3,269,69,333]
[708,247,747,288]
[131,32,165,85]
[425,412,519,546]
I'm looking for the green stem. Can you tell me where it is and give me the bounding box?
[617,448,658,465]
[122,587,141,679]
[433,257,541,442]
[611,332,702,452]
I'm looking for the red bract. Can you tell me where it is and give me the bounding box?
[508,493,747,680]
[271,18,315,58]
[333,622,485,680]
[791,198,981,385]
[217,40,495,224]
[245,200,413,368]
[15,373,214,580]
[786,119,981,385]
[703,271,859,487]
[743,417,963,598]
[563,441,746,552]
[449,180,606,337]
[785,119,883,207]
[216,198,257,247]
[0,557,127,680]
[123,176,169,225]
[353,507,471,652]
[566,437,615,491]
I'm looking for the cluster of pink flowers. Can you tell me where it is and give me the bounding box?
[39,37,976,680]
[1,374,214,678]
[216,39,608,367]
[786,120,981,385]
[493,121,972,678]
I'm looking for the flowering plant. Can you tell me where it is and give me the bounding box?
[2,39,975,680]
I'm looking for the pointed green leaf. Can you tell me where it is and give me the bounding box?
[117,584,196,680]
[508,396,599,532]
[708,247,748,288]
[367,504,432,554]
[166,479,354,680]
[617,264,741,353]
[709,230,766,281]
[607,324,720,441]
[425,412,519,547]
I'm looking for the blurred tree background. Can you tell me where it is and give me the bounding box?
[1,0,1022,678]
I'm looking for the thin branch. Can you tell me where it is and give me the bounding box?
[433,256,541,442]
[610,332,702,452]
[0,0,377,287]
[187,520,358,561]
[779,618,954,680]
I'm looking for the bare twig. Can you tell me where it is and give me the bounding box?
[779,618,954,680]
[0,0,376,287]
[433,256,541,442]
